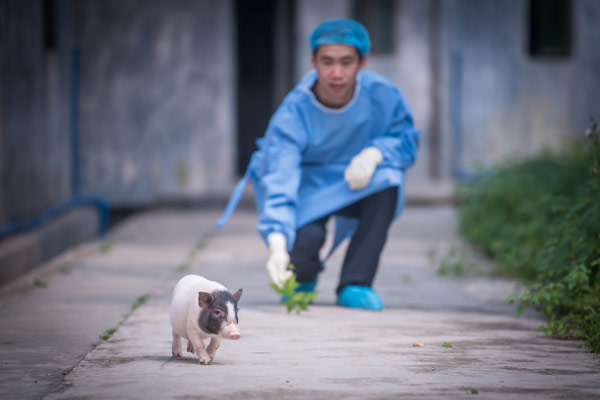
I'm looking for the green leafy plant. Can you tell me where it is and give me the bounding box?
[442,342,453,348]
[270,270,318,314]
[458,119,600,353]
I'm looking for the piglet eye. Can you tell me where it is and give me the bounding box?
[213,310,222,317]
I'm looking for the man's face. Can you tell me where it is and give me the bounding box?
[311,44,366,108]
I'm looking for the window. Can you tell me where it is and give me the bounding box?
[529,0,571,57]
[353,0,395,55]
[43,0,57,52]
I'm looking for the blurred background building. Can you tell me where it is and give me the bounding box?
[1,0,599,280]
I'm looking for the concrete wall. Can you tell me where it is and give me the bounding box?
[365,1,434,181]
[76,0,235,206]
[443,0,600,175]
[572,0,600,135]
[0,0,73,224]
[2,0,599,222]
[442,0,529,175]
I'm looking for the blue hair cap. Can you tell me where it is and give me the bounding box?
[309,19,371,56]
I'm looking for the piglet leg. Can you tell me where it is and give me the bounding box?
[206,338,221,361]
[187,332,211,365]
[187,341,194,354]
[171,331,182,358]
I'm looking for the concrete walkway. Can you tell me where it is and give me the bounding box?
[0,206,598,399]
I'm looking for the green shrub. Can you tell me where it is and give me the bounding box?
[457,121,600,353]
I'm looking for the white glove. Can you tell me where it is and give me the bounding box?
[266,232,293,287]
[344,147,383,190]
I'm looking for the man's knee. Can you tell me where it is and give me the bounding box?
[294,222,326,253]
[372,186,397,204]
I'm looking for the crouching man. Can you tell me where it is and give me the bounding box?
[218,19,420,310]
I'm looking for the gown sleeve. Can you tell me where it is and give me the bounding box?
[370,88,420,170]
[255,105,307,250]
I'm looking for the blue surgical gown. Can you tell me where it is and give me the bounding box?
[218,69,420,252]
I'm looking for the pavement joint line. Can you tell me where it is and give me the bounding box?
[50,291,157,396]
[173,228,217,274]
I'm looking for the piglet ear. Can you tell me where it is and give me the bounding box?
[232,288,243,302]
[198,292,214,308]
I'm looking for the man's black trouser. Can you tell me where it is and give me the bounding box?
[289,187,398,295]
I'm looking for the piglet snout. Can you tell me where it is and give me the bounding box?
[223,322,241,340]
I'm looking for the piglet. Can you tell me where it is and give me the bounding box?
[169,274,243,365]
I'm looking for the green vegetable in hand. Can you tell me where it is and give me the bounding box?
[270,270,318,314]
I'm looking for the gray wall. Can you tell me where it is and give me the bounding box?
[77,0,235,206]
[572,0,600,137]
[0,0,73,224]
[2,0,599,226]
[442,0,600,175]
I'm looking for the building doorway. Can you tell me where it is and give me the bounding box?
[235,0,295,175]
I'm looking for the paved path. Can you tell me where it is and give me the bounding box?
[0,206,598,399]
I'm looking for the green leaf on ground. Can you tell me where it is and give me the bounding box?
[99,241,113,254]
[33,279,48,288]
[174,263,190,273]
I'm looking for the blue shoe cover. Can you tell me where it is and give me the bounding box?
[297,281,317,292]
[281,280,317,303]
[337,285,384,311]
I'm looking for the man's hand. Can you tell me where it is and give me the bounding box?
[344,147,383,190]
[266,232,293,288]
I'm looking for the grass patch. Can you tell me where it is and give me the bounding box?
[99,241,113,254]
[174,263,190,273]
[130,295,149,311]
[442,342,453,348]
[174,234,213,274]
[95,293,151,345]
[59,266,71,275]
[99,327,117,341]
[432,247,483,277]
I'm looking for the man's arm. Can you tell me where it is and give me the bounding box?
[256,121,304,249]
[256,108,306,286]
[370,96,420,170]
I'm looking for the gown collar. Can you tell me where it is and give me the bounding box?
[299,70,362,114]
